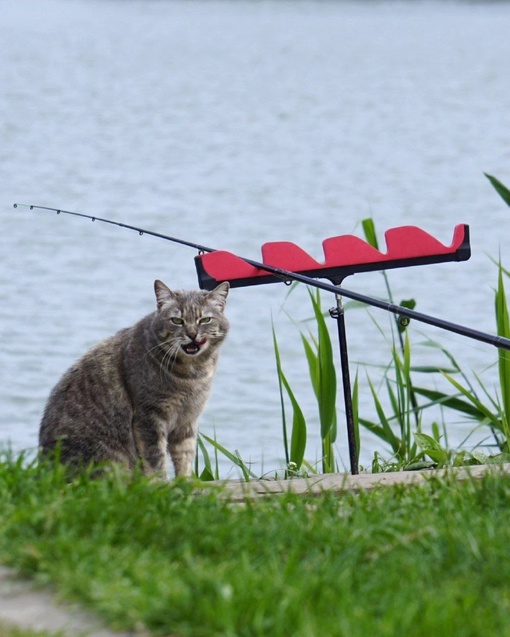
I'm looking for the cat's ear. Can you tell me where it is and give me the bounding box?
[154,280,175,310]
[208,282,229,311]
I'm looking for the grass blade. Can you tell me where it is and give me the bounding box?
[200,434,258,480]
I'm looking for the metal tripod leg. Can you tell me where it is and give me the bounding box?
[330,293,359,475]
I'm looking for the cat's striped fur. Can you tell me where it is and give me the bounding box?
[39,280,229,478]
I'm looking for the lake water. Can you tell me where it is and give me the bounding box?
[2,0,510,477]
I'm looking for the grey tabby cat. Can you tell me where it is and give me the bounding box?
[39,279,229,478]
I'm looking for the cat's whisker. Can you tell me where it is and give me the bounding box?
[160,342,180,379]
[143,339,179,375]
[142,342,166,367]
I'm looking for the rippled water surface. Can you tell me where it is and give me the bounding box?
[2,0,510,475]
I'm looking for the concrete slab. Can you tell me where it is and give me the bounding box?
[203,463,510,501]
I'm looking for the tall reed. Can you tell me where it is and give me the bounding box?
[272,289,338,474]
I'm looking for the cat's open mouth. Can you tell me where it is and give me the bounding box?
[182,339,207,356]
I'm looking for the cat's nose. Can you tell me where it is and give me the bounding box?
[186,329,198,341]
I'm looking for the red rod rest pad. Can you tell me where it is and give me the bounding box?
[195,224,470,290]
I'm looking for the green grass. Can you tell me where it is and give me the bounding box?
[0,625,60,637]
[1,455,510,637]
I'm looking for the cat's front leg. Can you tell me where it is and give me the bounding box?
[134,421,170,479]
[168,423,198,477]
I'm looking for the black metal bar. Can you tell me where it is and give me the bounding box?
[330,294,359,475]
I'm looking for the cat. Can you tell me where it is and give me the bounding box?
[39,279,229,478]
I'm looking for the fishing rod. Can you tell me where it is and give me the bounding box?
[14,202,510,352]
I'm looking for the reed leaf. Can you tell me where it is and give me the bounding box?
[307,288,337,441]
[272,322,290,465]
[398,299,416,333]
[386,377,400,429]
[301,333,319,398]
[485,172,510,207]
[414,432,449,465]
[366,376,401,454]
[352,372,361,466]
[285,374,307,469]
[362,217,379,249]
[273,324,307,469]
[474,369,505,416]
[402,332,417,456]
[408,365,459,374]
[412,386,483,419]
[196,435,218,481]
[441,373,505,433]
[358,417,393,444]
[495,264,510,435]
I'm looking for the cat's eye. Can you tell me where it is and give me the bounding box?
[170,317,184,325]
[198,317,212,324]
